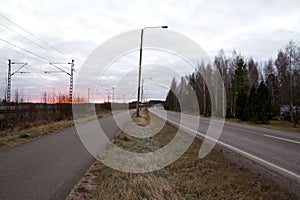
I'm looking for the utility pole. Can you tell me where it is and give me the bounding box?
[43,92,47,104]
[45,60,74,104]
[107,94,110,103]
[88,88,91,103]
[112,87,115,103]
[106,91,111,103]
[136,26,168,117]
[106,88,115,103]
[7,59,11,103]
[69,59,74,103]
[7,59,29,103]
[88,88,107,103]
[122,94,125,103]
[141,78,152,103]
[141,79,144,103]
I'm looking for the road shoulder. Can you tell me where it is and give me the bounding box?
[66,109,297,199]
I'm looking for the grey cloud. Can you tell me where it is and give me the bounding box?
[0,0,300,101]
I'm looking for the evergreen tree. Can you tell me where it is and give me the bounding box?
[234,58,250,94]
[256,81,271,123]
[236,90,248,120]
[234,58,250,120]
[164,78,179,111]
[246,86,257,121]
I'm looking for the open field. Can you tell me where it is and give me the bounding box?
[0,119,74,150]
[66,109,296,200]
[0,103,114,149]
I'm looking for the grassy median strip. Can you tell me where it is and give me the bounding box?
[66,109,296,200]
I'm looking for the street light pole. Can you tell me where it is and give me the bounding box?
[136,29,144,117]
[141,78,152,103]
[141,79,144,104]
[112,87,115,103]
[136,26,168,117]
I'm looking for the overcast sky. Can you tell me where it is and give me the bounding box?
[0,0,299,102]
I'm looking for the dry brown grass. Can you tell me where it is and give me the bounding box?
[67,109,296,200]
[0,110,112,150]
[0,120,74,150]
[132,109,151,126]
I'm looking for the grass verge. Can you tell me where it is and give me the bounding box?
[66,109,296,200]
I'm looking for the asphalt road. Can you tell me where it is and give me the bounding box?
[0,114,122,200]
[150,108,300,183]
[1,108,299,199]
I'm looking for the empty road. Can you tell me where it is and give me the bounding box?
[0,113,124,200]
[1,108,299,199]
[150,108,300,183]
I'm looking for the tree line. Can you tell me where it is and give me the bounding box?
[165,41,300,126]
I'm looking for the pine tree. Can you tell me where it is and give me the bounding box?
[234,58,250,94]
[234,58,250,120]
[164,78,179,111]
[256,81,271,123]
[246,86,257,121]
[236,90,248,121]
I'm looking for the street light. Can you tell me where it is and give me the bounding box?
[106,87,115,103]
[136,26,168,117]
[141,78,152,103]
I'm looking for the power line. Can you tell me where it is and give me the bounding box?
[0,54,42,73]
[0,38,52,62]
[98,80,112,88]
[1,44,50,64]
[24,64,44,74]
[0,16,76,102]
[0,28,60,64]
[1,43,69,74]
[0,22,64,60]
[0,14,67,59]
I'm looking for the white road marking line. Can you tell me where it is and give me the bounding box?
[202,121,216,125]
[264,134,300,145]
[150,110,300,181]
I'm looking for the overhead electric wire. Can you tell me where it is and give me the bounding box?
[0,30,64,65]
[98,80,112,88]
[0,23,64,60]
[1,44,52,67]
[0,14,67,59]
[0,45,29,59]
[21,64,42,74]
[41,72,70,86]
[0,38,52,62]
[0,41,68,89]
[0,15,75,102]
